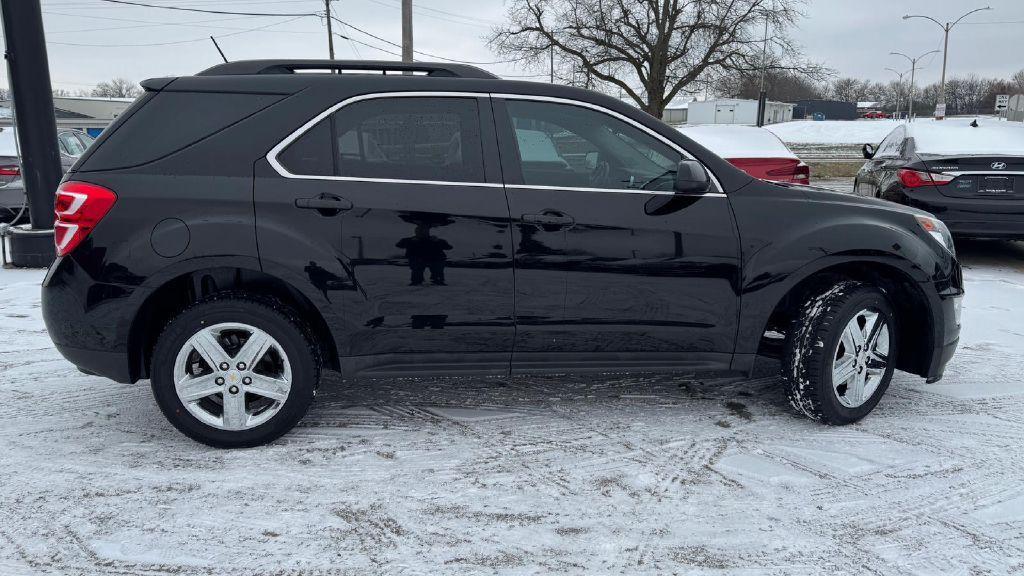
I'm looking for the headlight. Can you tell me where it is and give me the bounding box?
[915,215,955,256]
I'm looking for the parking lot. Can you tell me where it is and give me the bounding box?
[1,180,1022,574]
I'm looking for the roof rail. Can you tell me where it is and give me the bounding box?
[197,59,498,79]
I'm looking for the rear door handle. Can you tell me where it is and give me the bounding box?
[295,194,353,213]
[522,211,574,229]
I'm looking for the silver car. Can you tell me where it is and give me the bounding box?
[0,127,94,221]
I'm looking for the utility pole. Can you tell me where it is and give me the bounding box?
[885,67,906,119]
[401,0,413,63]
[891,50,939,121]
[549,45,554,83]
[324,0,335,60]
[903,6,991,120]
[755,2,771,127]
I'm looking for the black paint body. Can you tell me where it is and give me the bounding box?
[41,67,962,386]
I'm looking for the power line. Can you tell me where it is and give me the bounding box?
[94,0,317,17]
[332,31,402,58]
[48,14,307,47]
[328,15,521,65]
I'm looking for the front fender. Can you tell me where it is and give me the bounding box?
[728,183,952,356]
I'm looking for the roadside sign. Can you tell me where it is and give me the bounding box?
[996,94,1010,111]
[934,103,946,119]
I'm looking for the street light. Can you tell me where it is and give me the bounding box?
[903,6,992,119]
[884,67,909,120]
[891,50,940,121]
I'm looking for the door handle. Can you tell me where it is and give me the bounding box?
[295,194,353,214]
[522,211,574,229]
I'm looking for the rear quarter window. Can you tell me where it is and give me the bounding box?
[80,91,283,171]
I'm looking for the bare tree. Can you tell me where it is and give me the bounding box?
[1011,69,1024,94]
[91,78,141,99]
[716,69,823,101]
[490,0,820,118]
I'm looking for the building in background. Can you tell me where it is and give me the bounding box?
[793,99,857,120]
[684,98,793,126]
[0,96,133,137]
[856,101,882,114]
[662,101,689,124]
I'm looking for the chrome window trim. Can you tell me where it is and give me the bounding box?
[266,91,493,187]
[266,90,725,197]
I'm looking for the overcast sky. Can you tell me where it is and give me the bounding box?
[3,0,1023,94]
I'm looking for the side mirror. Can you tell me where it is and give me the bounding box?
[862,144,875,159]
[673,159,710,194]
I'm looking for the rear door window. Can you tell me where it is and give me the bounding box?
[278,96,485,183]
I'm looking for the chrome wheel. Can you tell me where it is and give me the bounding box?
[173,322,292,431]
[831,308,889,408]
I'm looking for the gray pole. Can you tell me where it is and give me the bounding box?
[937,25,949,119]
[0,0,62,230]
[908,62,916,121]
[325,0,335,60]
[549,45,554,83]
[756,3,770,127]
[891,50,938,122]
[903,8,991,120]
[401,0,413,63]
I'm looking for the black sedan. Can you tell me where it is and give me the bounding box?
[855,119,1024,239]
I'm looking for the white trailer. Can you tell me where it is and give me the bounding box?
[685,98,793,125]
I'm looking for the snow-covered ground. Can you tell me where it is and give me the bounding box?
[2,236,1023,574]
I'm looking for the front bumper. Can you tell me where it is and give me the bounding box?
[925,287,962,383]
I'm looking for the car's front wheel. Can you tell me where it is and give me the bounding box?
[151,294,320,448]
[783,281,897,424]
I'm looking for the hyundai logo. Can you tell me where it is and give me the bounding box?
[991,162,1007,170]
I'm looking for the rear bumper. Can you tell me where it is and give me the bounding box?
[901,186,1024,239]
[42,255,141,384]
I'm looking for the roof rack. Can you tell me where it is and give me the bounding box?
[197,59,498,79]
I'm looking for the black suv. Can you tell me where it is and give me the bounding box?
[41,60,963,447]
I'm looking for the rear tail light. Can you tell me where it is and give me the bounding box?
[0,164,20,176]
[54,181,117,257]
[792,163,810,184]
[898,168,955,188]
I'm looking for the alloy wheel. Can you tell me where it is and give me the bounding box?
[172,322,292,430]
[831,308,890,408]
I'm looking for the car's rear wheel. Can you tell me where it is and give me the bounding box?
[151,295,320,448]
[783,281,897,424]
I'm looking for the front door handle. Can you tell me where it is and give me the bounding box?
[295,194,353,215]
[522,210,574,230]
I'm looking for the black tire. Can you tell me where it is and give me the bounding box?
[782,280,898,424]
[151,293,320,448]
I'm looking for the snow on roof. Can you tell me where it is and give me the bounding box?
[678,124,796,159]
[857,101,881,108]
[909,118,1024,156]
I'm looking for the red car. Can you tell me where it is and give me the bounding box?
[862,111,887,119]
[678,125,810,185]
